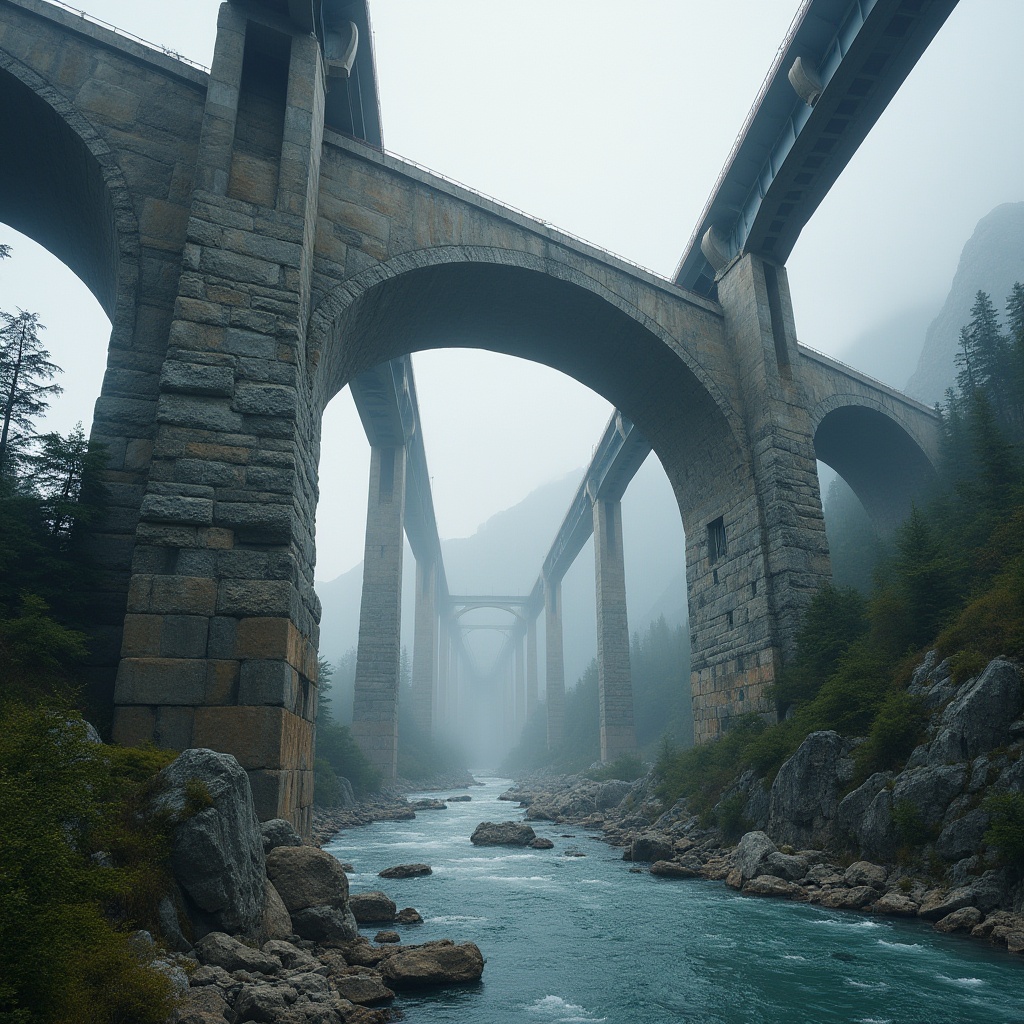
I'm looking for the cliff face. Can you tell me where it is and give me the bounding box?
[906,202,1024,405]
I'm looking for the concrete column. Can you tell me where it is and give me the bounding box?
[513,631,526,737]
[544,576,565,750]
[593,498,637,761]
[526,616,539,721]
[351,445,408,780]
[686,252,830,744]
[411,558,438,737]
[436,617,450,728]
[112,5,327,834]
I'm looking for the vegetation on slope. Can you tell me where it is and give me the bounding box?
[655,285,1024,828]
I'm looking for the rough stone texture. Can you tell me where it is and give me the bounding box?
[918,887,976,920]
[265,845,349,913]
[261,817,303,853]
[290,903,358,943]
[934,906,984,933]
[194,931,282,974]
[743,875,805,899]
[735,831,777,881]
[333,974,395,1005]
[262,880,293,941]
[396,907,423,924]
[768,732,855,848]
[630,833,675,864]
[153,748,265,937]
[349,892,397,924]
[378,941,485,988]
[818,886,877,910]
[871,892,919,916]
[651,860,699,878]
[843,861,888,890]
[470,821,536,846]
[378,863,432,879]
[764,851,809,881]
[928,659,1023,765]
[529,837,555,849]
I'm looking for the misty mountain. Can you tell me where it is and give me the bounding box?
[906,202,1024,405]
[315,453,687,689]
[832,303,940,392]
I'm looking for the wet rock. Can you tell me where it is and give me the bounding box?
[378,940,485,988]
[374,930,401,944]
[818,886,877,910]
[917,886,976,920]
[265,845,357,943]
[651,860,699,878]
[333,973,395,1006]
[378,863,432,879]
[743,875,805,899]
[871,891,919,916]
[529,837,555,849]
[395,907,423,925]
[411,799,447,810]
[934,906,984,933]
[446,794,472,802]
[630,832,675,864]
[470,821,536,846]
[349,892,397,924]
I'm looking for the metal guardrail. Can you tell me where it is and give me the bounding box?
[46,1,211,72]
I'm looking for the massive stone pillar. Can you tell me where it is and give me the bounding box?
[526,616,539,721]
[436,616,450,728]
[687,252,830,743]
[543,576,565,750]
[351,444,408,780]
[112,2,327,833]
[411,558,438,737]
[593,498,636,761]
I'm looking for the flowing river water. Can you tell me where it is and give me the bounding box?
[324,776,1024,1023]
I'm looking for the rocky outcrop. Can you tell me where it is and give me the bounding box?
[152,748,266,939]
[768,731,855,849]
[378,863,432,879]
[378,940,485,988]
[349,892,397,924]
[470,821,536,846]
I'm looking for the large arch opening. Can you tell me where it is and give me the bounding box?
[307,255,752,771]
[814,404,938,537]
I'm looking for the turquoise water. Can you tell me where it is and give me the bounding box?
[324,776,1024,1023]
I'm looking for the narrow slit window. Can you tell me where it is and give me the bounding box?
[707,516,727,565]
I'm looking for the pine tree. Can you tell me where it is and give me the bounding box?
[0,310,63,475]
[1006,282,1024,437]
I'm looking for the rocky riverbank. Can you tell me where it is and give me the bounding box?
[501,654,1024,959]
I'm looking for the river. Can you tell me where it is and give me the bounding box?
[324,775,1024,1023]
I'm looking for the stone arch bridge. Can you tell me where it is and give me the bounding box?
[0,0,949,831]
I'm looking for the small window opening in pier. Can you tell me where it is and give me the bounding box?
[727,610,734,628]
[738,687,745,702]
[707,516,727,565]
[713,568,719,585]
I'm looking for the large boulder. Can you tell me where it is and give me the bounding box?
[379,940,485,988]
[629,833,675,864]
[768,731,855,848]
[194,931,282,974]
[153,749,265,937]
[349,891,397,924]
[265,845,357,943]
[735,831,777,882]
[470,821,536,846]
[928,659,1023,765]
[891,765,966,829]
[260,818,302,854]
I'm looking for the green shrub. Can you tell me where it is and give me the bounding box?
[854,691,926,778]
[313,757,344,807]
[0,700,179,1024]
[715,792,749,841]
[983,792,1024,868]
[316,723,381,795]
[586,753,645,783]
[892,799,932,852]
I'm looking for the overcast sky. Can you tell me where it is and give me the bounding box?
[2,0,1023,582]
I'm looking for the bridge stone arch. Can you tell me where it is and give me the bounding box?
[800,350,942,534]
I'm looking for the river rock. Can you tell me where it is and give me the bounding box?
[375,930,401,943]
[928,659,1023,765]
[378,940,485,988]
[447,794,472,801]
[917,886,976,920]
[262,939,319,971]
[768,731,855,848]
[651,860,699,878]
[379,863,432,879]
[349,891,397,923]
[396,907,423,924]
[818,886,877,910]
[630,832,675,863]
[743,875,805,899]
[871,891,919,916]
[934,906,984,933]
[765,851,809,881]
[529,837,555,849]
[843,861,888,890]
[735,831,777,881]
[411,799,447,810]
[152,748,265,938]
[261,880,293,941]
[260,818,302,853]
[333,973,396,1005]
[265,845,357,942]
[470,821,536,845]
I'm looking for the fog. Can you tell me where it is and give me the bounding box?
[2,1,1023,729]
